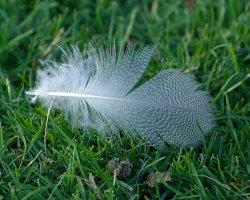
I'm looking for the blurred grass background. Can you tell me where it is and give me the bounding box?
[0,0,250,199]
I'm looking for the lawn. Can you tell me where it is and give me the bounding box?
[0,0,250,199]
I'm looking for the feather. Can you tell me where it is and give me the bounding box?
[26,42,215,148]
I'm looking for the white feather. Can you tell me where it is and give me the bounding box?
[26,42,215,148]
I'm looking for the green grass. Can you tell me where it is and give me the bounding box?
[0,0,250,199]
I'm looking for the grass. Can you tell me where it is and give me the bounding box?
[0,0,250,199]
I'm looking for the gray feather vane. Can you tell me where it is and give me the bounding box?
[26,42,215,148]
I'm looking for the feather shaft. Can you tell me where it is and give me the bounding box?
[26,91,142,102]
[26,91,209,113]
